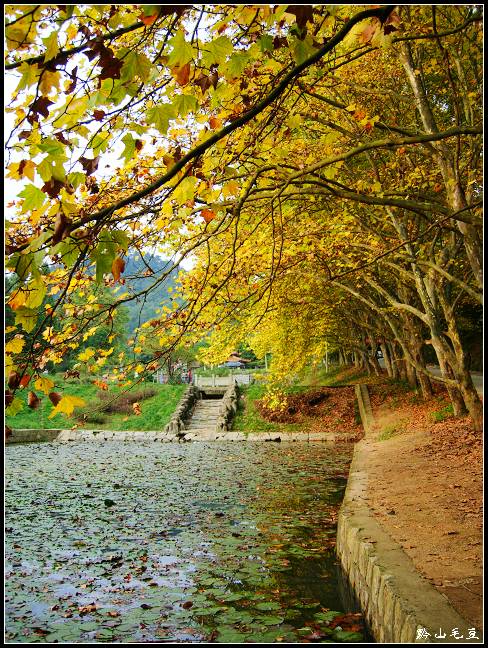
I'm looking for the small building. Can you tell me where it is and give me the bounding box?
[220,353,251,369]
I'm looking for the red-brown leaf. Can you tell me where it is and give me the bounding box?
[27,391,41,409]
[49,392,62,406]
[111,256,125,281]
[201,209,216,224]
[20,374,31,388]
[8,371,21,390]
[79,155,99,176]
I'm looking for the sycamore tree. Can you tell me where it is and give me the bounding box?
[4,5,482,430]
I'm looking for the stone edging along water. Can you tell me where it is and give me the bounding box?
[6,428,358,444]
[335,385,479,644]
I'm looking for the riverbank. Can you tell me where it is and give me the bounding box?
[364,382,483,631]
[339,376,483,641]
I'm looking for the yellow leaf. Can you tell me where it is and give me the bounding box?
[134,346,143,354]
[6,337,25,354]
[48,394,86,419]
[19,160,36,182]
[34,375,55,395]
[40,70,60,95]
[222,180,239,198]
[24,276,46,309]
[78,348,95,361]
[43,32,59,62]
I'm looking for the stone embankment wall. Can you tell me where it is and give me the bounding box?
[215,383,239,432]
[163,385,199,437]
[336,385,477,643]
[6,428,62,444]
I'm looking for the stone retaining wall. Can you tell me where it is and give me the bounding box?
[6,428,62,444]
[215,383,239,432]
[163,385,199,437]
[336,385,478,643]
[7,429,358,444]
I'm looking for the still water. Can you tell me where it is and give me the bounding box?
[5,441,365,643]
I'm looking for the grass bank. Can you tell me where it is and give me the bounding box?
[6,376,186,431]
[232,383,301,434]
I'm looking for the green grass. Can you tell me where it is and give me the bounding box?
[232,383,301,434]
[6,376,186,431]
[431,403,454,423]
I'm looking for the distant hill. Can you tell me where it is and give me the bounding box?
[116,252,182,335]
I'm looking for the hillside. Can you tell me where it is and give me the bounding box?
[117,252,182,335]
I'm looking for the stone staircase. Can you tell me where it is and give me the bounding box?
[185,397,223,434]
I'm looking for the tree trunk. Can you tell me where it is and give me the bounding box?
[380,343,393,377]
[430,337,467,416]
[387,341,399,379]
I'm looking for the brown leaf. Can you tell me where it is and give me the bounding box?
[19,374,31,388]
[78,603,98,615]
[27,391,41,409]
[49,392,62,406]
[158,5,191,17]
[140,11,159,26]
[194,74,211,94]
[209,116,221,129]
[286,5,314,30]
[42,179,65,199]
[5,391,14,407]
[5,425,13,440]
[93,109,105,121]
[181,601,193,609]
[135,139,143,152]
[79,155,99,176]
[8,371,21,390]
[132,402,142,416]
[30,96,54,120]
[52,212,71,245]
[55,131,71,145]
[111,256,126,281]
[273,35,288,49]
[173,62,191,86]
[99,51,123,81]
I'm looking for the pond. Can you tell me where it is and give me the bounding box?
[5,441,365,643]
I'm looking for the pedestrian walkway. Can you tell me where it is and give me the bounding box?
[377,360,483,395]
[185,397,223,434]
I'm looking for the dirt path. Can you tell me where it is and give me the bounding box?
[365,386,483,630]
